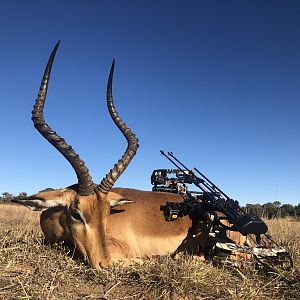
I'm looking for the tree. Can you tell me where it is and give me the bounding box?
[245,204,263,217]
[273,201,282,217]
[281,204,295,217]
[2,192,13,200]
[18,192,27,198]
[38,188,54,193]
[295,203,300,217]
[262,202,279,218]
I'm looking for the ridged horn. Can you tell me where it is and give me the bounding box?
[31,41,94,196]
[98,60,139,194]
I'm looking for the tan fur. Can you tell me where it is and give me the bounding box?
[107,188,193,259]
[19,186,247,269]
[38,187,194,268]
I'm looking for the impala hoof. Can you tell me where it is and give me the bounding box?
[99,258,112,269]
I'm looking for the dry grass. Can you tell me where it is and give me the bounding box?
[0,203,299,300]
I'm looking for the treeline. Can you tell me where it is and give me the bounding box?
[1,192,299,219]
[243,201,300,218]
[0,192,28,202]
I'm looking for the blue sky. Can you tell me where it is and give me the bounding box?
[0,1,299,205]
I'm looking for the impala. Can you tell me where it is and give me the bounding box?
[12,42,245,269]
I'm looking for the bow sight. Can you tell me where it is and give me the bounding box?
[152,151,293,272]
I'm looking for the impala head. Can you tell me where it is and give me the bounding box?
[12,41,139,268]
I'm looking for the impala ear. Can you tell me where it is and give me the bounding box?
[11,197,69,211]
[110,199,134,208]
[11,189,75,211]
[107,191,134,208]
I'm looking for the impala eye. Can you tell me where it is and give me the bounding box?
[70,210,84,223]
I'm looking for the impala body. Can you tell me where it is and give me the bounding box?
[37,187,199,267]
[13,42,245,269]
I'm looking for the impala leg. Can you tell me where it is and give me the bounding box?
[172,219,210,257]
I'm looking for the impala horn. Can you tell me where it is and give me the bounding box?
[31,41,94,196]
[98,60,139,194]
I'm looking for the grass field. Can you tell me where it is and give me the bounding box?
[0,203,299,300]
